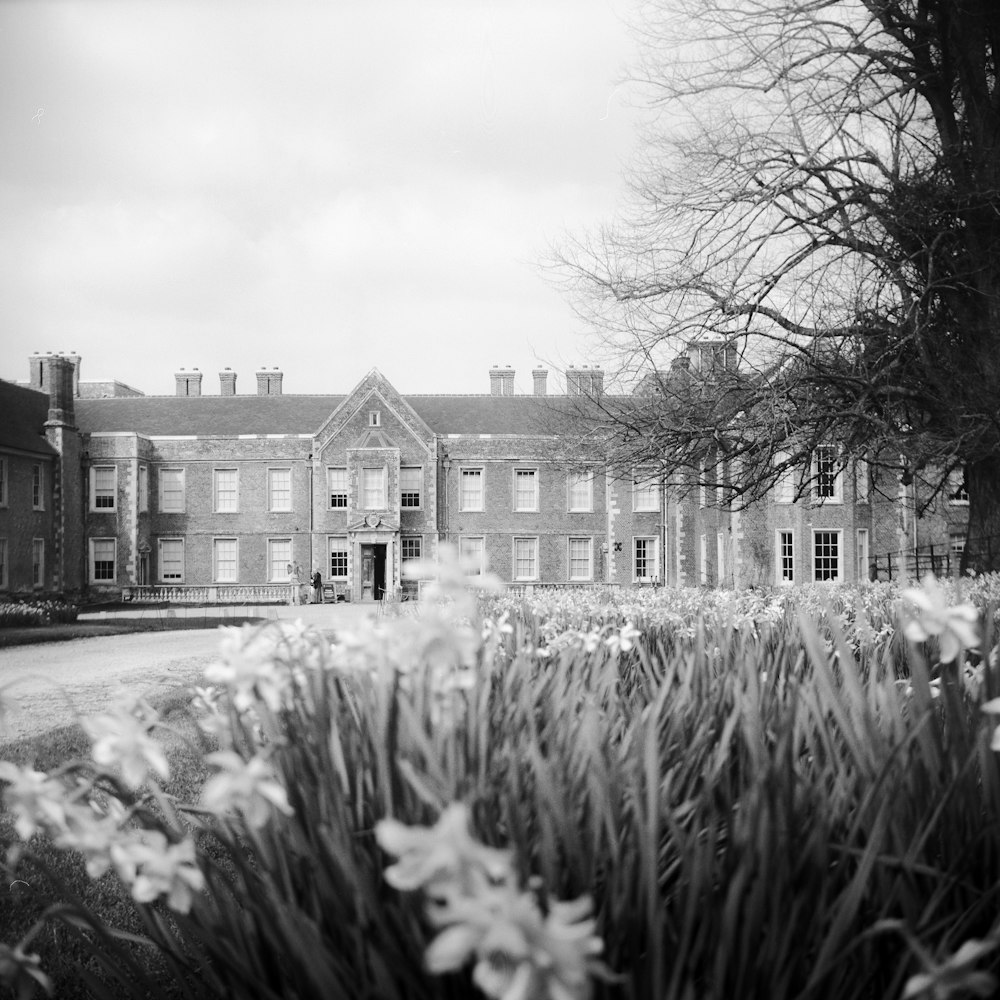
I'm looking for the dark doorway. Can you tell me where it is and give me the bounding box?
[361,543,387,601]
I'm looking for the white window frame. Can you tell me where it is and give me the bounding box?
[268,468,293,513]
[214,468,239,513]
[362,467,386,510]
[633,471,659,512]
[400,466,423,509]
[634,536,659,582]
[327,467,348,509]
[775,529,795,585]
[567,471,594,512]
[460,468,484,512]
[158,538,185,583]
[568,537,593,581]
[159,468,186,514]
[32,464,44,511]
[368,411,381,427]
[514,468,539,512]
[90,537,117,584]
[0,537,6,588]
[855,528,869,582]
[401,535,422,566]
[513,536,539,581]
[32,538,44,588]
[813,446,843,504]
[328,536,348,580]
[0,457,8,507]
[459,536,485,576]
[138,465,148,513]
[90,465,117,512]
[213,537,239,583]
[947,469,969,505]
[267,538,293,582]
[812,529,843,582]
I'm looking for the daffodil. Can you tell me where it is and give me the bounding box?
[0,762,68,840]
[901,575,979,663]
[82,696,169,788]
[202,751,294,828]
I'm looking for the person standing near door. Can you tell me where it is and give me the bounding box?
[312,569,323,603]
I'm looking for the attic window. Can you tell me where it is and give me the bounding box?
[369,411,381,427]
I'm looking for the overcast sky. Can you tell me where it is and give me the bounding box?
[0,0,638,397]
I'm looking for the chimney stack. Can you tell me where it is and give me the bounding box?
[490,366,503,396]
[174,368,202,397]
[591,366,604,397]
[500,366,515,396]
[256,367,283,395]
[220,368,237,396]
[532,368,548,396]
[566,366,581,395]
[44,355,76,426]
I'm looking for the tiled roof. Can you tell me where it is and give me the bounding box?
[74,393,591,438]
[0,380,58,456]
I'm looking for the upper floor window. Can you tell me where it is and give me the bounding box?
[159,468,186,513]
[138,465,149,513]
[813,447,842,503]
[0,458,7,507]
[328,468,348,508]
[400,466,422,508]
[90,466,117,512]
[633,471,659,512]
[514,469,538,512]
[31,465,44,510]
[214,469,239,513]
[774,452,795,504]
[362,467,385,509]
[567,471,593,512]
[368,411,381,427]
[268,468,292,512]
[947,469,969,505]
[460,468,484,512]
[854,459,870,504]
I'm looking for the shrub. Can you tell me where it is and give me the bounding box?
[0,600,79,629]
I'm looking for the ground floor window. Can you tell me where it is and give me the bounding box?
[32,539,44,587]
[514,537,538,581]
[568,537,592,581]
[329,537,348,579]
[813,530,842,582]
[459,536,485,575]
[214,538,238,583]
[634,537,658,582]
[776,530,794,584]
[268,539,292,582]
[159,538,184,583]
[401,536,422,567]
[855,528,869,582]
[950,531,966,562]
[91,538,117,583]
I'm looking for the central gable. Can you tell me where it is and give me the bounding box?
[315,369,435,458]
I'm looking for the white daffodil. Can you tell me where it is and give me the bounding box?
[901,575,979,663]
[82,696,169,788]
[202,750,294,828]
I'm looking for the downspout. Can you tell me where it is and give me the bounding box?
[307,455,314,572]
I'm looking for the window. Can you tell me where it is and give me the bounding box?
[774,452,795,504]
[90,538,117,583]
[514,537,538,580]
[813,447,842,502]
[267,539,292,582]
[776,530,794,584]
[32,465,43,510]
[460,468,484,511]
[634,537,658,581]
[568,537,592,581]
[159,538,184,582]
[855,459,870,503]
[90,466,117,511]
[138,465,148,513]
[459,536,485,575]
[268,468,292,512]
[855,528,869,582]
[633,471,659,512]
[950,532,966,561]
[717,532,726,584]
[368,411,381,427]
[328,468,348,508]
[401,467,422,508]
[699,534,707,584]
[0,538,7,587]
[0,458,7,506]
[362,467,385,509]
[568,471,593,512]
[514,469,538,512]
[947,469,969,505]
[32,538,44,587]
[214,469,239,513]
[401,536,422,569]
[329,537,348,579]
[214,538,238,583]
[159,469,185,513]
[813,530,842,581]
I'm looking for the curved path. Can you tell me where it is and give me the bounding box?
[0,603,376,742]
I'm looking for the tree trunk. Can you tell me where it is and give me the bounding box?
[962,457,1000,573]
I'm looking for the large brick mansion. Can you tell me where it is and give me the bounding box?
[0,350,968,601]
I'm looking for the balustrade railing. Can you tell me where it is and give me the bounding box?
[121,585,293,604]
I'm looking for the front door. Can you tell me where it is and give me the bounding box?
[360,544,387,601]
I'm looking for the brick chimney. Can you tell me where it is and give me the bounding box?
[256,367,283,395]
[566,366,581,395]
[500,366,515,396]
[175,368,203,396]
[591,366,604,397]
[220,368,237,396]
[44,355,76,426]
[490,366,502,395]
[532,368,548,395]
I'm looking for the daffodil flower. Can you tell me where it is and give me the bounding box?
[202,751,294,828]
[901,575,979,663]
[83,695,169,788]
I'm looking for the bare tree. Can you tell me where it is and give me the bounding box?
[558,0,1000,570]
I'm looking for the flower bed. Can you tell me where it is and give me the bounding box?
[1,564,1000,999]
[0,600,79,628]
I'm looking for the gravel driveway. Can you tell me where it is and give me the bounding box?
[0,604,376,742]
